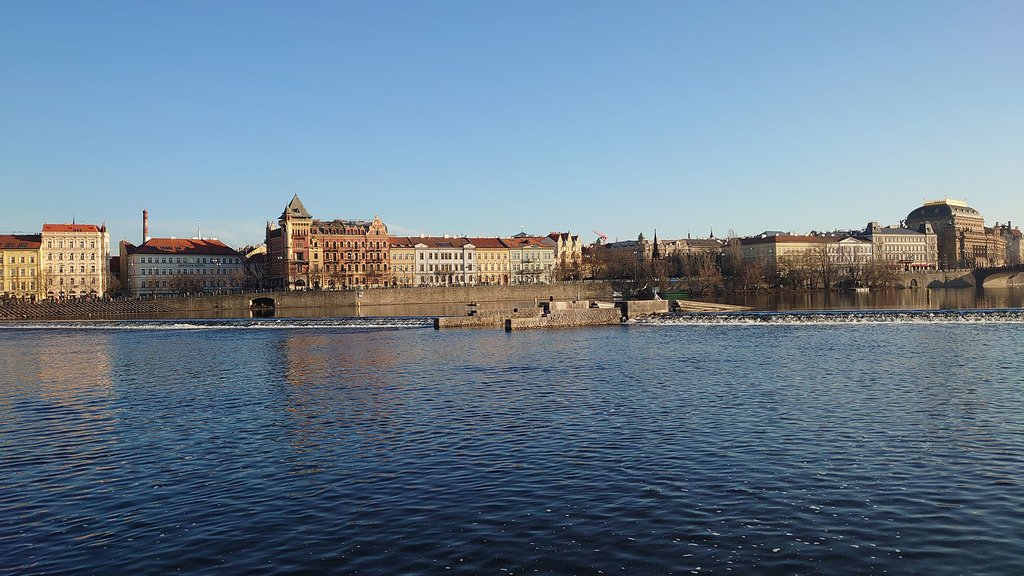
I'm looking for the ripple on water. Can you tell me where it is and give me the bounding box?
[0,320,1022,574]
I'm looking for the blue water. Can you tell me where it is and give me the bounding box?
[1,314,1023,574]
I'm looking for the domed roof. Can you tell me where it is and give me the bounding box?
[906,200,982,224]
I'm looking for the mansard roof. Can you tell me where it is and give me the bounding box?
[0,234,42,249]
[42,223,104,233]
[127,238,241,256]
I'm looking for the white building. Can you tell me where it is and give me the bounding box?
[41,223,111,298]
[413,237,477,286]
[506,235,557,284]
[829,237,874,271]
[121,238,245,296]
[860,222,938,270]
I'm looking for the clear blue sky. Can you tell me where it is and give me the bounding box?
[1,1,1021,247]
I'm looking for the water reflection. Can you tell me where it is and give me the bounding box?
[0,331,114,420]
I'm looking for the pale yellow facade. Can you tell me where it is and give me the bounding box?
[41,224,111,298]
[388,239,417,287]
[0,236,44,300]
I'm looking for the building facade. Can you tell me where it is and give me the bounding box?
[828,237,874,272]
[0,234,44,301]
[120,238,245,296]
[905,199,1005,269]
[506,235,556,284]
[40,224,111,298]
[469,238,511,285]
[546,232,583,279]
[388,237,418,287]
[995,222,1022,266]
[309,216,390,289]
[266,195,390,290]
[412,237,477,286]
[860,222,939,270]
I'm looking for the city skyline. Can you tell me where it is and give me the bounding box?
[2,1,1021,247]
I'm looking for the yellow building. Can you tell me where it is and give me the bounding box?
[388,237,418,287]
[0,234,44,301]
[468,238,510,285]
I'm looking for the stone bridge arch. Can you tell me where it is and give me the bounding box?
[250,297,276,309]
[973,265,1024,288]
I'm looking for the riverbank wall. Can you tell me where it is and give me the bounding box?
[0,283,613,320]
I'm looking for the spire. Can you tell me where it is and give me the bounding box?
[652,229,661,260]
[281,194,311,220]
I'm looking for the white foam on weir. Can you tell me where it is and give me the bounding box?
[0,318,434,330]
[633,309,1024,326]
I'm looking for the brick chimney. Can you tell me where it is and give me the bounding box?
[143,209,150,243]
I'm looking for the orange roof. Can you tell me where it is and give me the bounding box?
[467,237,510,249]
[389,236,418,248]
[0,234,42,249]
[505,236,553,248]
[43,223,102,233]
[411,237,472,248]
[129,238,240,256]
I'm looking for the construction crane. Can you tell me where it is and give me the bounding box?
[592,230,608,244]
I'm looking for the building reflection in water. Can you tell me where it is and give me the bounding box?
[0,330,115,410]
[280,330,410,475]
[0,331,117,499]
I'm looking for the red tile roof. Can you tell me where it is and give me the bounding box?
[128,238,240,256]
[505,236,554,248]
[389,236,418,248]
[410,237,473,248]
[0,234,42,249]
[42,223,102,233]
[466,237,510,249]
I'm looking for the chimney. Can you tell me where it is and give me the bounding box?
[143,209,150,243]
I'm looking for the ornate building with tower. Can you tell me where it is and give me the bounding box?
[905,199,1005,269]
[266,195,390,290]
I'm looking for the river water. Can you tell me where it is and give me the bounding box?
[2,312,1023,574]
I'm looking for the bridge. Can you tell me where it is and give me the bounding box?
[973,265,1024,288]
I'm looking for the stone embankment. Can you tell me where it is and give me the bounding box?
[434,307,544,329]
[672,300,752,313]
[0,299,175,320]
[505,306,623,330]
[436,299,675,331]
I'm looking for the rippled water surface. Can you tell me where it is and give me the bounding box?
[2,315,1023,575]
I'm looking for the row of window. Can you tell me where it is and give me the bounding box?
[2,268,37,277]
[318,263,385,273]
[7,256,37,264]
[318,251,385,261]
[313,240,387,249]
[47,253,97,261]
[1,281,36,291]
[138,280,236,289]
[140,267,235,276]
[49,265,97,274]
[45,240,97,249]
[137,256,241,264]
